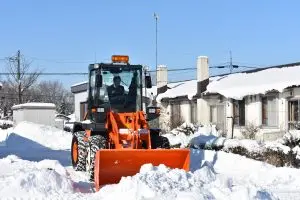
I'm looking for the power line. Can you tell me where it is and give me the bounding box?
[29,57,94,64]
[0,92,73,98]
[0,72,88,76]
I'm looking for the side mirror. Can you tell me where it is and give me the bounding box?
[145,75,152,88]
[95,73,103,87]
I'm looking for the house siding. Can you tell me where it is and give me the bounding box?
[74,92,88,122]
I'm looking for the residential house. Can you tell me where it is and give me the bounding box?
[156,56,300,141]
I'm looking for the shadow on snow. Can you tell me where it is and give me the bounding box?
[0,133,71,166]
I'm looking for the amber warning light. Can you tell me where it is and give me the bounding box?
[112,55,129,63]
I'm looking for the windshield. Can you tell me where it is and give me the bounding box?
[89,67,142,113]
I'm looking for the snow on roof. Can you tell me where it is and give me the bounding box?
[156,77,220,102]
[11,103,56,110]
[156,65,300,101]
[71,81,88,87]
[207,65,300,100]
[156,80,197,102]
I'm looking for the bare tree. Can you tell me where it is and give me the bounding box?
[27,80,74,115]
[6,50,42,104]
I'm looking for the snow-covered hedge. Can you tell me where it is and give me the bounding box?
[164,123,300,168]
[0,120,14,129]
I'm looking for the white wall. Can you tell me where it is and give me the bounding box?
[180,101,191,123]
[25,109,55,126]
[197,98,210,125]
[13,109,55,126]
[12,109,24,126]
[74,91,88,121]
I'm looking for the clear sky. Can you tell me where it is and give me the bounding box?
[0,0,300,89]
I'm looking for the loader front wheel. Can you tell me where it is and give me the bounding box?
[88,134,107,182]
[71,131,86,171]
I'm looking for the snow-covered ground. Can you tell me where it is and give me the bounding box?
[1,122,300,199]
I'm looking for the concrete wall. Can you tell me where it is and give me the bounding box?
[74,92,88,121]
[13,108,55,126]
[12,109,24,125]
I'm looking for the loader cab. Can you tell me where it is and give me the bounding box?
[87,55,152,122]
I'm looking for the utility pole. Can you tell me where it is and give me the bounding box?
[17,50,21,104]
[154,13,159,72]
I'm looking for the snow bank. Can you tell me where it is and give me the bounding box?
[223,139,263,153]
[0,127,13,145]
[0,155,74,199]
[164,123,224,148]
[95,161,277,200]
[264,141,291,154]
[68,113,76,122]
[6,121,72,150]
[207,65,300,100]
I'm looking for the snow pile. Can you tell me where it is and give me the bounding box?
[2,120,300,199]
[164,123,224,148]
[0,155,74,199]
[264,141,291,154]
[164,122,200,147]
[207,65,300,100]
[68,113,76,122]
[95,162,277,200]
[0,127,13,145]
[5,121,72,150]
[223,139,262,154]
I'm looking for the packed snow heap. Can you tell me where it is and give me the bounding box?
[0,121,300,199]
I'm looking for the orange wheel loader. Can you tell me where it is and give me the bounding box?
[70,55,190,191]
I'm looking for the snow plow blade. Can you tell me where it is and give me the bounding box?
[94,149,190,190]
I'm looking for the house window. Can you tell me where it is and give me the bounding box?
[262,96,278,127]
[80,101,88,121]
[210,104,225,131]
[233,99,245,126]
[191,100,197,124]
[171,103,181,129]
[288,100,300,129]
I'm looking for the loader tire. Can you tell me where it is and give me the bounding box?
[71,131,87,171]
[151,135,171,149]
[88,134,107,182]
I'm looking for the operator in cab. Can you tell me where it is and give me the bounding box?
[107,76,125,104]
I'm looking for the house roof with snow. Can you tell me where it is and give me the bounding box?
[157,62,300,102]
[11,103,56,110]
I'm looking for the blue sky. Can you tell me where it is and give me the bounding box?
[0,1,300,89]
